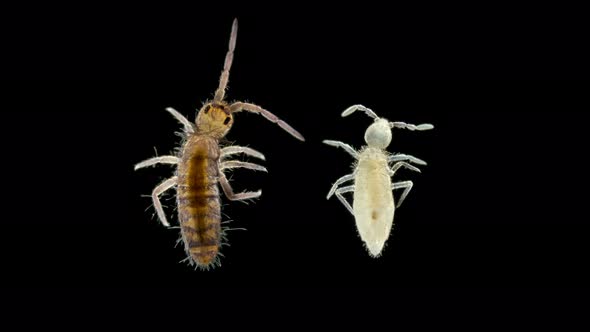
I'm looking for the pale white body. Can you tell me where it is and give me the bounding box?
[354,148,395,256]
[324,104,433,257]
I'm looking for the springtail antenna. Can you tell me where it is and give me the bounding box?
[390,122,434,131]
[341,104,379,120]
[214,18,238,102]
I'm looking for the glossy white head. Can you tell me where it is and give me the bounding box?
[342,104,434,150]
[364,118,392,149]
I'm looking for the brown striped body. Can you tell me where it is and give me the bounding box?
[176,134,222,267]
[134,20,305,270]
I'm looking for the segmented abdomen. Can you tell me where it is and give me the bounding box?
[176,135,221,267]
[353,149,395,257]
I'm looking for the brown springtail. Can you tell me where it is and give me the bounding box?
[134,19,304,269]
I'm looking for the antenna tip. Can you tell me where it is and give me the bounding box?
[341,105,360,117]
[341,104,378,119]
[418,124,435,130]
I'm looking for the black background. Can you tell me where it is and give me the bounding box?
[1,5,589,296]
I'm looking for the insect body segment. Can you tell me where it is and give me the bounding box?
[177,136,222,266]
[196,103,234,138]
[324,104,433,257]
[134,19,304,270]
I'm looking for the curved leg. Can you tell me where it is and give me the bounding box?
[165,107,195,133]
[220,160,267,172]
[322,140,359,159]
[392,180,413,208]
[134,156,180,170]
[388,153,427,165]
[152,176,178,227]
[219,172,261,201]
[334,185,355,215]
[228,102,305,141]
[327,173,355,199]
[220,146,266,161]
[389,161,421,176]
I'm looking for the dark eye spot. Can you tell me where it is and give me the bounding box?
[223,117,231,125]
[203,105,211,114]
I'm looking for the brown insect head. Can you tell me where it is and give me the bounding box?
[195,102,234,138]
